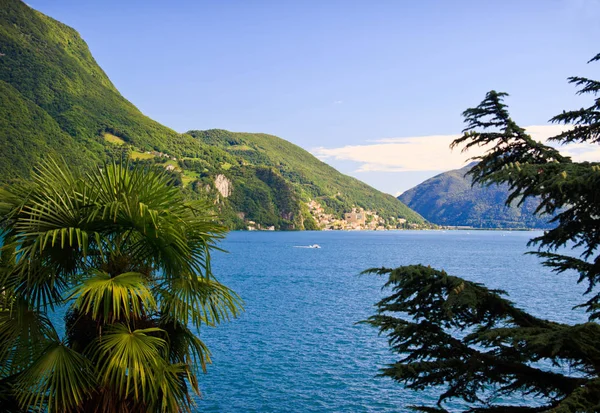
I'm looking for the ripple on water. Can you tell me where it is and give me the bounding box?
[51,230,579,413]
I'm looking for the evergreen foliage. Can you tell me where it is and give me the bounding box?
[0,159,242,412]
[0,80,87,183]
[364,56,600,411]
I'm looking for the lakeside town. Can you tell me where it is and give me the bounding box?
[246,200,420,231]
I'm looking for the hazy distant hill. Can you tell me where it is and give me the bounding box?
[0,0,423,229]
[398,163,553,229]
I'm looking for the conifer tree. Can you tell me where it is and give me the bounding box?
[365,55,600,412]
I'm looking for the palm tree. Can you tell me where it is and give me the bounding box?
[0,159,242,412]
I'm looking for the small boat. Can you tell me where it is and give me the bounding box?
[308,244,321,249]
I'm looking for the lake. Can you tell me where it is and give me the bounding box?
[194,230,587,412]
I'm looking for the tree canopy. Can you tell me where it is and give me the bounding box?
[364,55,600,412]
[0,160,242,412]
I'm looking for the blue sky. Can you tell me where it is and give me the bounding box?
[29,0,600,194]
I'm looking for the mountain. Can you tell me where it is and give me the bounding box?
[0,0,424,230]
[398,163,553,229]
[185,129,423,227]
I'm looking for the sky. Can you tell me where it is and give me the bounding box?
[28,0,600,195]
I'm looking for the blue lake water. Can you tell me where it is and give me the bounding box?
[193,230,588,412]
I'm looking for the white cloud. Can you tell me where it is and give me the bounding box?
[312,125,600,173]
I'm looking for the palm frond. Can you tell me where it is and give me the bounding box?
[157,276,242,328]
[15,342,95,413]
[2,159,94,285]
[4,258,70,311]
[69,270,156,322]
[84,162,226,279]
[159,320,211,373]
[0,298,57,377]
[151,362,195,413]
[92,324,168,401]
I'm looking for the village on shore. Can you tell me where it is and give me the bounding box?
[246,200,422,231]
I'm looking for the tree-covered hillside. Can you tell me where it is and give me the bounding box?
[0,0,424,230]
[0,80,86,182]
[398,163,552,228]
[187,129,424,225]
[0,0,202,172]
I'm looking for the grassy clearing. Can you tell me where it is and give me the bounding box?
[227,144,254,151]
[103,133,126,145]
[182,170,199,186]
[130,151,154,160]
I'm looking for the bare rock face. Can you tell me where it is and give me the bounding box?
[214,174,232,198]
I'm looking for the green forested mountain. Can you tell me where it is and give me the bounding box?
[186,129,423,227]
[398,163,553,228]
[0,0,205,170]
[0,0,423,229]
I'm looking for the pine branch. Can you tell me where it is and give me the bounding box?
[550,378,600,412]
[363,266,590,407]
[452,86,600,321]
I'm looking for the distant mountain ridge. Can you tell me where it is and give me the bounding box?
[398,163,553,229]
[0,0,424,230]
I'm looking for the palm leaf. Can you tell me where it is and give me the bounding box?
[159,320,211,373]
[0,298,57,377]
[92,324,168,401]
[15,342,95,412]
[157,275,242,328]
[69,270,156,322]
[84,163,226,279]
[1,160,95,300]
[151,362,195,413]
[3,258,69,311]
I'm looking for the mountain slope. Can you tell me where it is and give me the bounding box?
[186,129,424,225]
[0,0,424,229]
[0,80,85,181]
[0,0,207,176]
[398,164,552,229]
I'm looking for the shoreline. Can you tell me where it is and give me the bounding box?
[228,227,543,233]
